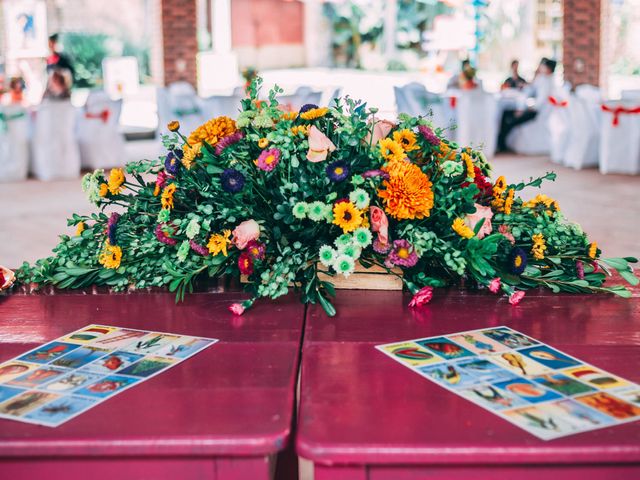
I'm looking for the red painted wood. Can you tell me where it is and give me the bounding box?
[0,292,303,478]
[297,289,640,472]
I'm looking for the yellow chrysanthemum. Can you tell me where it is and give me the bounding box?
[588,241,598,259]
[378,159,434,220]
[504,188,515,215]
[290,125,310,136]
[300,107,329,121]
[493,176,507,196]
[99,183,109,197]
[392,129,419,152]
[99,242,122,269]
[76,222,85,236]
[531,233,547,260]
[107,168,125,195]
[462,152,475,179]
[524,194,560,215]
[167,120,180,132]
[182,143,202,170]
[258,137,269,148]
[188,116,237,147]
[378,138,405,163]
[332,202,363,233]
[280,111,298,121]
[161,183,177,210]
[207,230,232,256]
[452,218,474,239]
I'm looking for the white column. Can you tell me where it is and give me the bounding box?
[211,0,232,54]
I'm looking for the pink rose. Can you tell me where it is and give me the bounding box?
[488,278,501,294]
[232,219,260,250]
[369,206,389,245]
[307,126,336,162]
[464,203,493,239]
[365,119,395,145]
[229,303,245,315]
[509,291,525,305]
[409,286,434,308]
[498,224,515,244]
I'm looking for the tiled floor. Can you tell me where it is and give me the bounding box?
[1,143,639,268]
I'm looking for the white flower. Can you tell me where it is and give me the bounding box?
[333,254,355,278]
[352,227,373,248]
[349,188,370,209]
[319,245,337,267]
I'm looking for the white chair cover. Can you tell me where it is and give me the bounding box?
[394,83,455,134]
[77,90,126,169]
[621,90,640,101]
[563,94,599,170]
[455,89,497,158]
[599,100,640,175]
[31,101,81,180]
[547,94,571,164]
[0,105,30,182]
[157,82,207,137]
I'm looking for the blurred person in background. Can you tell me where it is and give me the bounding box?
[2,77,26,105]
[501,59,527,90]
[43,69,72,100]
[46,33,74,84]
[447,59,478,90]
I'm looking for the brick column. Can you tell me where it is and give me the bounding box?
[562,0,602,87]
[161,0,198,86]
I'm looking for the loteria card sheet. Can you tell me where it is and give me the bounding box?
[377,326,640,440]
[0,325,217,427]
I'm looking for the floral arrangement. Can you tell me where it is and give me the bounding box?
[16,78,638,315]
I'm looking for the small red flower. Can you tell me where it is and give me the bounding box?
[509,291,525,305]
[245,240,266,260]
[238,251,254,275]
[488,278,501,294]
[408,286,434,308]
[229,303,245,315]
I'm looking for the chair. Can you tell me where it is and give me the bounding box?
[157,82,207,137]
[455,89,498,158]
[621,90,640,101]
[563,94,599,170]
[77,90,126,169]
[31,101,81,180]
[599,100,640,175]
[0,105,30,182]
[394,83,454,133]
[547,94,571,164]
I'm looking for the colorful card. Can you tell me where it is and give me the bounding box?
[377,326,640,440]
[0,325,218,427]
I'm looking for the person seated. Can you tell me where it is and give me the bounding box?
[2,77,26,105]
[497,58,557,152]
[43,69,72,101]
[447,59,477,90]
[501,60,527,90]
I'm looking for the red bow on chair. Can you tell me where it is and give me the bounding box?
[449,96,457,109]
[601,104,640,126]
[548,96,568,107]
[85,109,110,124]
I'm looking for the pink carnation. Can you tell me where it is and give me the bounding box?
[409,286,434,308]
[488,278,501,294]
[499,224,515,244]
[229,303,245,315]
[369,206,389,245]
[255,148,281,172]
[307,126,336,162]
[509,291,525,305]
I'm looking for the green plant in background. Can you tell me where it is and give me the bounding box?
[396,0,452,54]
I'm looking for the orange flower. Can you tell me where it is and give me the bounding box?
[378,160,434,220]
[187,116,236,147]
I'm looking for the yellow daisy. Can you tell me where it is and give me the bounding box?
[107,168,125,195]
[392,129,419,152]
[378,138,405,163]
[300,107,329,121]
[207,230,232,256]
[332,202,363,233]
[99,242,122,269]
[452,218,475,239]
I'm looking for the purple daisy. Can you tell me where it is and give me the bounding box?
[418,125,440,146]
[106,212,120,245]
[326,160,349,182]
[255,148,281,172]
[215,131,245,155]
[299,103,318,114]
[385,239,419,268]
[220,168,245,193]
[164,151,181,175]
[189,240,209,256]
[155,223,177,246]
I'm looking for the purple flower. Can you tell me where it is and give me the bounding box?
[155,223,177,246]
[221,168,245,193]
[255,148,281,172]
[576,261,585,280]
[299,103,318,114]
[106,212,120,245]
[361,169,390,180]
[189,240,209,256]
[326,160,349,182]
[385,239,419,268]
[508,247,528,275]
[215,131,244,155]
[418,125,440,146]
[164,151,181,175]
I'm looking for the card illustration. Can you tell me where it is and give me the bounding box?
[563,366,630,390]
[52,346,110,369]
[614,388,640,407]
[118,356,176,377]
[456,357,516,384]
[459,383,528,410]
[415,337,475,360]
[89,329,147,350]
[75,374,140,398]
[417,361,480,388]
[41,370,105,393]
[0,361,39,383]
[7,367,68,388]
[155,337,216,359]
[18,342,81,364]
[493,377,562,404]
[448,332,509,354]
[0,385,25,403]
[532,373,595,396]
[62,325,118,344]
[84,351,144,374]
[24,395,98,425]
[575,392,640,420]
[488,351,553,377]
[481,328,538,349]
[517,345,581,369]
[379,342,444,367]
[126,333,181,354]
[0,391,59,417]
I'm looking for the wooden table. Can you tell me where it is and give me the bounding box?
[297,289,640,479]
[0,291,303,480]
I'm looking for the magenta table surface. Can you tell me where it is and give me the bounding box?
[297,288,640,478]
[0,291,303,479]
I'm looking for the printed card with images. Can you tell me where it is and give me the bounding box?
[0,325,218,427]
[377,326,640,440]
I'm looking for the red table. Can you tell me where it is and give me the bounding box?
[297,289,640,479]
[0,291,303,480]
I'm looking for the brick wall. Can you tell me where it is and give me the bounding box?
[562,0,602,87]
[161,0,198,86]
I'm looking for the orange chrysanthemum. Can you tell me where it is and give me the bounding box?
[378,160,434,220]
[187,116,237,147]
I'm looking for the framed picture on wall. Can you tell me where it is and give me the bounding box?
[3,0,48,58]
